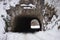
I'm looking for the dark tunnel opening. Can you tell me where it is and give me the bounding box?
[12,16,42,33]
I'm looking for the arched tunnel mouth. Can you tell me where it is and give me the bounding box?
[12,15,42,33]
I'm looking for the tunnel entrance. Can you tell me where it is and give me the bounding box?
[12,16,42,33]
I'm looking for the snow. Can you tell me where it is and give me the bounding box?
[0,2,7,18]
[45,0,60,16]
[0,34,6,40]
[21,4,36,7]
[23,7,32,9]
[0,17,5,34]
[31,26,40,29]
[9,0,20,7]
[6,32,25,40]
[0,0,60,40]
[0,2,6,34]
[35,30,60,40]
[0,0,20,34]
[44,0,60,31]
[21,4,36,9]
[0,30,60,40]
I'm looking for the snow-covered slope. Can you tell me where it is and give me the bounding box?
[0,0,20,34]
[45,0,60,16]
[0,30,60,40]
[0,17,5,34]
[0,0,60,40]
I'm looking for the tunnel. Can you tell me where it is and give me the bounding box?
[12,15,42,33]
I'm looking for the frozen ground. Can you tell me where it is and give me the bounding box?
[0,0,60,40]
[0,29,60,40]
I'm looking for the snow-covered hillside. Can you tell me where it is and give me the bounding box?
[0,0,20,33]
[0,0,60,40]
[0,30,60,40]
[45,0,60,16]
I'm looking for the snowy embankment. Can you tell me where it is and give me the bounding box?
[0,0,60,40]
[0,0,20,33]
[0,30,60,40]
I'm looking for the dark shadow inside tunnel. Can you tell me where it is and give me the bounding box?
[12,16,42,33]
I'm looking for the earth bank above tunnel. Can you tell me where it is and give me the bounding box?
[6,0,44,33]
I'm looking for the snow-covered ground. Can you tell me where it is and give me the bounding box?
[0,29,60,40]
[45,0,60,16]
[0,0,20,34]
[0,0,60,40]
